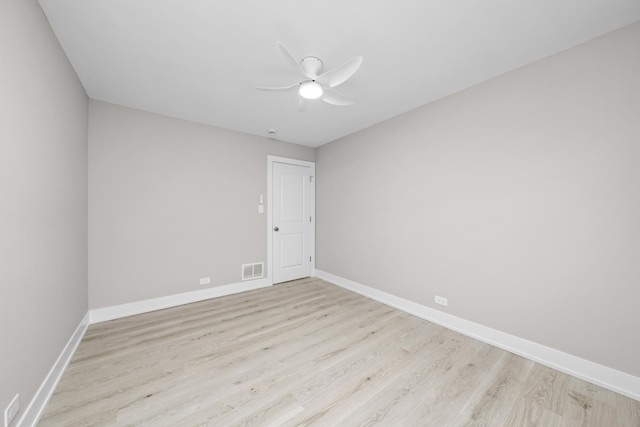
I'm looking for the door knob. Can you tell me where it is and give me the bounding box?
[274,227,279,232]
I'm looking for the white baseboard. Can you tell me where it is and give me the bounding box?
[314,269,640,401]
[90,278,272,323]
[18,312,90,427]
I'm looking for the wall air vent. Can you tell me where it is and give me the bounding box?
[242,262,264,281]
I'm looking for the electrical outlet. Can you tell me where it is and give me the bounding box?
[435,296,448,306]
[4,394,19,427]
[199,277,211,285]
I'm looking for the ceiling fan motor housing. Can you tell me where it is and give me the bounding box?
[300,57,323,78]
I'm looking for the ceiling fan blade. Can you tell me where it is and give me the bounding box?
[276,41,309,78]
[317,56,363,88]
[321,88,355,106]
[298,97,312,112]
[256,83,298,92]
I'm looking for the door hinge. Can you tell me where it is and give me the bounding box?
[310,256,312,262]
[310,176,313,182]
[309,216,312,222]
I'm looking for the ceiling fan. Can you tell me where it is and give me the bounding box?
[258,41,363,110]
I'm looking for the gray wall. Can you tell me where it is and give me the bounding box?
[317,22,640,377]
[0,0,88,422]
[88,101,315,309]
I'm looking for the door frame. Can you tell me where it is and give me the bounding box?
[267,155,316,285]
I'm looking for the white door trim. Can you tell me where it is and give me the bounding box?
[267,155,315,284]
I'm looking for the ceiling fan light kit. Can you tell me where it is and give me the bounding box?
[258,41,362,109]
[299,81,323,99]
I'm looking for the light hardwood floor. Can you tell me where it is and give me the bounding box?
[40,278,640,426]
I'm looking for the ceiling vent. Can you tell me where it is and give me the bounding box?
[242,262,264,281]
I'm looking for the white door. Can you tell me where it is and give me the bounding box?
[271,160,314,284]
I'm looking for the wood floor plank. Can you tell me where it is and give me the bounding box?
[404,341,504,426]
[617,393,640,427]
[562,375,617,427]
[38,278,639,426]
[178,312,411,426]
[101,291,398,426]
[448,352,535,427]
[505,364,573,427]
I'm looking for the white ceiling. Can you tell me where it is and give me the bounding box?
[38,0,640,147]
